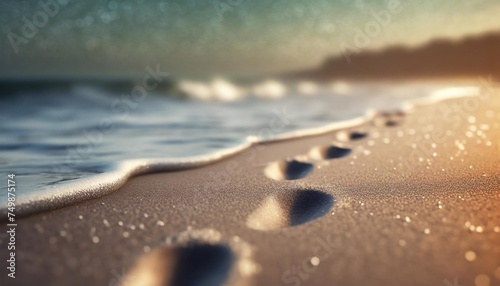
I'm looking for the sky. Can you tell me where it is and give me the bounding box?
[1,0,499,77]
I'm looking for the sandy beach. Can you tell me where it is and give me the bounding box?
[3,1,500,285]
[1,85,499,286]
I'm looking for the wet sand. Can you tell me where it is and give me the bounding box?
[1,87,500,286]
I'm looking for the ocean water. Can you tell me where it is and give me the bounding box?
[0,78,456,201]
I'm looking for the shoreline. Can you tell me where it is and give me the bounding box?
[0,85,483,219]
[1,85,499,285]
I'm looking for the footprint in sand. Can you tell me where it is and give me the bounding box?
[247,189,334,231]
[336,130,368,142]
[373,110,406,127]
[308,144,351,160]
[123,243,234,286]
[264,159,314,181]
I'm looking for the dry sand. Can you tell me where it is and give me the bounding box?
[1,87,499,286]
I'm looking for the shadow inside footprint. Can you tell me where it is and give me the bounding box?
[172,244,234,286]
[264,159,314,180]
[124,243,234,286]
[374,110,405,127]
[247,189,334,231]
[309,145,351,160]
[336,130,368,141]
[349,131,368,140]
[384,120,400,127]
[289,190,334,226]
